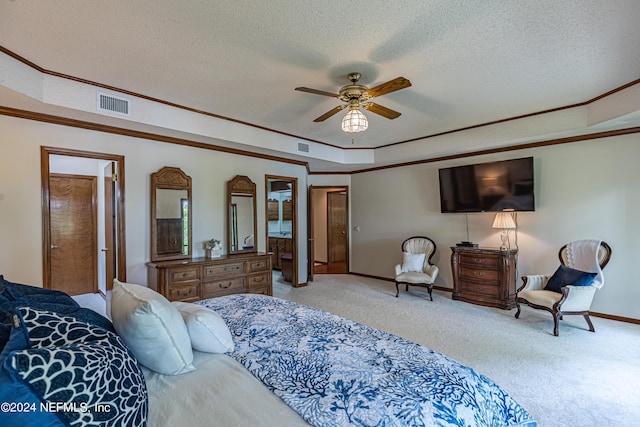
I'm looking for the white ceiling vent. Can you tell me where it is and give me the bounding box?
[97,92,131,116]
[297,141,309,153]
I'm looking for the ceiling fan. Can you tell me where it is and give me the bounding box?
[295,72,411,133]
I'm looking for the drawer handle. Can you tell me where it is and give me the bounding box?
[253,276,264,283]
[473,285,484,292]
[472,258,485,264]
[472,271,485,277]
[176,289,192,297]
[219,282,233,289]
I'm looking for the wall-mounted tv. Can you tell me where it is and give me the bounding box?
[439,157,535,212]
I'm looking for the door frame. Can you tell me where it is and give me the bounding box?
[308,185,349,278]
[41,146,127,290]
[265,175,298,287]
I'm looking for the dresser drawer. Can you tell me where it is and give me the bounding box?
[247,272,270,287]
[246,258,270,273]
[168,283,199,302]
[202,277,246,298]
[170,267,199,283]
[203,262,244,277]
[250,284,271,296]
[460,281,501,298]
[459,254,500,269]
[460,266,500,282]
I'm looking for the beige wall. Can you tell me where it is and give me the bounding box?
[0,114,308,287]
[350,135,640,320]
[1,112,638,320]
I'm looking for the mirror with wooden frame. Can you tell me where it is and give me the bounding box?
[150,166,192,262]
[227,175,257,255]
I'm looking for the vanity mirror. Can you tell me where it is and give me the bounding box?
[227,175,257,255]
[150,167,192,262]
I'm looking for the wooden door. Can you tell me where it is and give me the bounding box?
[103,162,116,292]
[328,191,347,270]
[50,174,98,295]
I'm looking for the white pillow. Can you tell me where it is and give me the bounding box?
[401,252,426,273]
[173,302,235,353]
[110,279,195,375]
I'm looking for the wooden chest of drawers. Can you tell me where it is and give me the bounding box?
[450,247,517,309]
[147,253,272,302]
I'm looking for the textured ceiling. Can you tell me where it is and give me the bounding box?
[1,0,640,155]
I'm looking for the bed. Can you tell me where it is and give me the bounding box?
[0,276,537,427]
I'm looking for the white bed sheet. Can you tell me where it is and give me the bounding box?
[143,350,309,427]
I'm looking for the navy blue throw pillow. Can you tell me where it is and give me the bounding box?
[0,275,106,352]
[0,301,115,352]
[544,265,597,293]
[0,275,79,307]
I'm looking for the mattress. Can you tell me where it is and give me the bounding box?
[143,350,309,427]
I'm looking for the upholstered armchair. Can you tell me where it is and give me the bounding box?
[515,240,612,336]
[395,236,439,300]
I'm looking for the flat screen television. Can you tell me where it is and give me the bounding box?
[438,157,535,212]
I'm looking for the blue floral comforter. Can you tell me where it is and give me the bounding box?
[198,294,536,427]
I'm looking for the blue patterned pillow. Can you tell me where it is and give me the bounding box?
[544,265,597,293]
[0,307,148,427]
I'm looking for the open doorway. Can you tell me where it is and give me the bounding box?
[309,186,349,278]
[265,175,300,287]
[41,147,126,314]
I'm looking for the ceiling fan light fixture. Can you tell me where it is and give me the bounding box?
[341,106,368,133]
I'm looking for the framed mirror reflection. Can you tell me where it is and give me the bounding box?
[227,175,257,255]
[150,167,192,262]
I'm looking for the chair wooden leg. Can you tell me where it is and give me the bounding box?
[584,314,595,332]
[395,282,400,297]
[515,300,521,319]
[427,285,433,301]
[553,311,561,336]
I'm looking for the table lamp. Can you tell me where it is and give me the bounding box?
[492,211,516,250]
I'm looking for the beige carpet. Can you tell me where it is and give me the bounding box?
[274,274,640,427]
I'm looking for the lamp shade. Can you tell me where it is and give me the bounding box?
[341,107,368,133]
[492,212,516,229]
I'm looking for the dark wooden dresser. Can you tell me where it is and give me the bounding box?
[146,252,272,302]
[450,246,518,309]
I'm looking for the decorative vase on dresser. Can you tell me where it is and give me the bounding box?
[450,246,518,309]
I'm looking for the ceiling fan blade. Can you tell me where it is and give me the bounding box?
[363,102,401,119]
[313,105,346,122]
[366,77,411,98]
[295,87,340,98]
